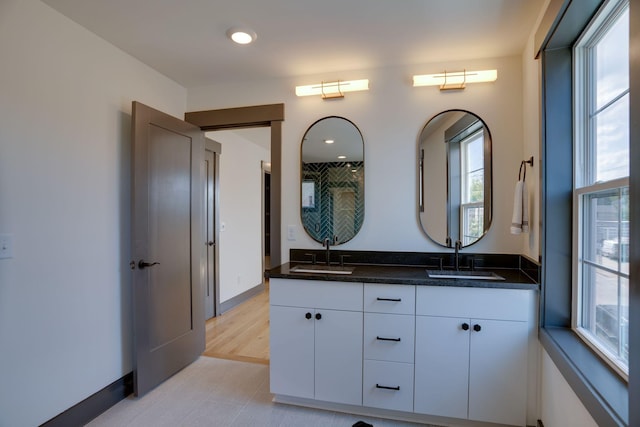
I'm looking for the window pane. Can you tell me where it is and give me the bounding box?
[581,265,626,359]
[595,94,629,182]
[461,204,483,246]
[595,8,629,110]
[462,131,484,204]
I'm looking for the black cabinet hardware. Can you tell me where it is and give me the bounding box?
[376,384,400,391]
[376,336,401,342]
[473,324,482,332]
[305,312,312,319]
[138,260,160,269]
[461,323,470,331]
[315,313,322,320]
[206,241,215,246]
[376,297,401,302]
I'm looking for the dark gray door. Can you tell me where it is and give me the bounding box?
[131,101,205,396]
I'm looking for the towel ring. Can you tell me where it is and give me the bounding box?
[518,156,534,181]
[519,161,527,181]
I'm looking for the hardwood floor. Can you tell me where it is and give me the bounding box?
[203,285,270,365]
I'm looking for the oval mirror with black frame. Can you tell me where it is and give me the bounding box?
[301,116,364,244]
[418,110,492,248]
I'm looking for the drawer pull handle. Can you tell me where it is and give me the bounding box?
[376,384,400,391]
[376,336,401,342]
[376,297,401,302]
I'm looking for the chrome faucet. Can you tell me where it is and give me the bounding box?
[454,240,462,271]
[323,236,338,265]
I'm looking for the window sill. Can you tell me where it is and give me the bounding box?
[540,327,628,426]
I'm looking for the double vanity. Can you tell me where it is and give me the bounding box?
[268,252,539,427]
[272,112,538,426]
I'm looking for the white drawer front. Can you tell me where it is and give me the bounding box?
[363,360,414,412]
[364,313,414,363]
[416,286,531,321]
[364,283,415,314]
[270,278,363,311]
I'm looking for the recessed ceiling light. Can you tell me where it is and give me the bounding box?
[338,155,347,159]
[226,27,257,45]
[324,139,335,144]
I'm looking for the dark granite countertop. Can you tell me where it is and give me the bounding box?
[267,262,539,290]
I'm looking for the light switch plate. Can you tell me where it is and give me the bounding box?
[287,225,296,241]
[0,234,13,259]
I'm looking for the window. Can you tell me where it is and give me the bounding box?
[460,129,485,245]
[574,0,629,376]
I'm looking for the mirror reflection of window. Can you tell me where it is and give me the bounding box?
[418,109,492,248]
[460,129,485,245]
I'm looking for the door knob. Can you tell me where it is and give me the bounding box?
[138,260,160,269]
[473,324,482,332]
[207,241,215,246]
[305,312,312,319]
[315,313,322,320]
[461,323,470,331]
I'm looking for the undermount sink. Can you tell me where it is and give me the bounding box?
[426,270,505,281]
[290,264,355,275]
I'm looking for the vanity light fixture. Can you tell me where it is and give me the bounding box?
[226,27,257,45]
[295,79,369,99]
[338,155,347,159]
[324,139,335,144]
[412,69,497,91]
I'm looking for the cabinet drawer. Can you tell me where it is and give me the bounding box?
[416,286,531,321]
[270,278,363,311]
[364,283,415,314]
[364,313,414,363]
[363,360,414,412]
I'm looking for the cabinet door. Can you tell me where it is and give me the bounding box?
[468,319,528,426]
[314,309,363,405]
[270,305,315,399]
[414,316,469,419]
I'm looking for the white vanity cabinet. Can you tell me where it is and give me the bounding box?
[270,278,363,406]
[414,286,530,427]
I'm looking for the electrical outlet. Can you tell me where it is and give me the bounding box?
[0,234,13,259]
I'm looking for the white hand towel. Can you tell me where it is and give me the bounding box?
[521,180,529,233]
[511,180,529,234]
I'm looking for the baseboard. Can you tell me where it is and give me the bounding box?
[41,372,133,427]
[220,282,265,314]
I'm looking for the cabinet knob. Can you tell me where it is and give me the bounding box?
[305,312,312,319]
[315,312,322,320]
[473,324,482,332]
[461,323,470,331]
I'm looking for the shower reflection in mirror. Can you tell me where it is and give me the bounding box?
[300,116,365,244]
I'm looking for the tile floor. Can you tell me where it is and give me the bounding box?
[87,357,435,427]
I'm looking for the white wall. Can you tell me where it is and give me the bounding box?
[206,130,270,303]
[188,56,526,261]
[539,349,599,427]
[0,1,187,425]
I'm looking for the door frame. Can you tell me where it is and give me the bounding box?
[185,103,284,269]
[261,160,271,283]
[205,138,222,317]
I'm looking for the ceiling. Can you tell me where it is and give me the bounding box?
[41,0,545,89]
